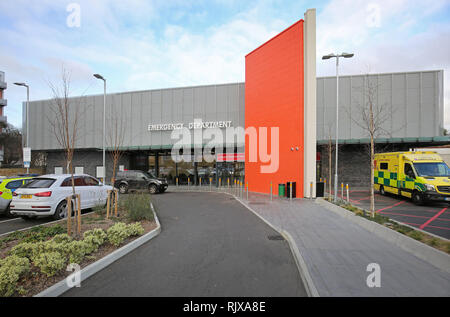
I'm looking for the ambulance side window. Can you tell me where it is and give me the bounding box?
[404,163,415,179]
[380,163,388,170]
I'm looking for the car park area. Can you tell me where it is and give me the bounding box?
[345,190,450,239]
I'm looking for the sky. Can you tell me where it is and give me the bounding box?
[1,0,449,131]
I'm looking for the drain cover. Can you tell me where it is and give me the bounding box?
[267,235,284,241]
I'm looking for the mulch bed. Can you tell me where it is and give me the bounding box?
[0,208,157,297]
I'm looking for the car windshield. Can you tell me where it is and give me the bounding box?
[413,162,450,177]
[22,178,56,188]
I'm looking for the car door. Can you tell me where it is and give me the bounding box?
[84,176,103,207]
[135,171,148,189]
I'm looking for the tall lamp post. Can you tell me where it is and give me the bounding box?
[93,74,106,183]
[322,52,354,202]
[14,82,30,174]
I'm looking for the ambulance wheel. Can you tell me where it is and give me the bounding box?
[379,186,386,196]
[412,191,424,206]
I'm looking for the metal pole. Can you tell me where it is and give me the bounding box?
[246,182,248,200]
[346,184,349,202]
[103,80,106,184]
[290,182,292,201]
[26,85,29,174]
[334,57,340,202]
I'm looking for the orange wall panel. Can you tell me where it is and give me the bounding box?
[245,20,304,197]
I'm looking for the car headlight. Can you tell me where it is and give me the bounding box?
[425,184,436,192]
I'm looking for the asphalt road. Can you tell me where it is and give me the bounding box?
[0,216,53,236]
[64,192,306,297]
[342,190,450,239]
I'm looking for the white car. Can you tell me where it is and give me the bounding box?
[10,174,114,220]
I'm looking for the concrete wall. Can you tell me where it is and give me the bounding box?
[317,70,444,141]
[26,83,245,151]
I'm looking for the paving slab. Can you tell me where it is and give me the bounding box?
[237,192,450,297]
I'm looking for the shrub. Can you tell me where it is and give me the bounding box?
[9,242,38,259]
[0,255,31,297]
[51,234,73,244]
[107,222,145,246]
[122,194,154,222]
[33,252,66,277]
[83,228,107,252]
[66,240,90,264]
[127,222,145,236]
[107,222,130,246]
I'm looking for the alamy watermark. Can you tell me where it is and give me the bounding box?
[66,3,81,28]
[366,263,381,288]
[66,263,81,288]
[170,119,281,174]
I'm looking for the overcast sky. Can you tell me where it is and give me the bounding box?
[1,0,449,130]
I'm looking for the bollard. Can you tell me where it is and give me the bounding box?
[341,183,344,200]
[270,181,273,201]
[310,182,313,199]
[324,178,327,196]
[290,182,293,201]
[346,184,349,202]
[188,177,190,190]
[200,177,202,187]
[176,177,179,188]
[246,182,249,200]
[210,178,212,192]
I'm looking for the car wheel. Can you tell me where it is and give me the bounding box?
[119,183,128,194]
[379,186,385,196]
[5,203,13,218]
[53,200,71,220]
[412,191,423,206]
[149,184,158,194]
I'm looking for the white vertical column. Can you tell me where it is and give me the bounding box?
[303,8,317,198]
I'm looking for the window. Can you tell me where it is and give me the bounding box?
[74,176,86,186]
[6,180,23,190]
[380,163,388,170]
[84,176,99,186]
[404,163,415,179]
[413,162,450,177]
[23,178,56,188]
[61,176,85,187]
[75,166,84,174]
[54,167,63,175]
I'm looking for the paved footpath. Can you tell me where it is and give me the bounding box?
[237,192,450,296]
[64,192,306,297]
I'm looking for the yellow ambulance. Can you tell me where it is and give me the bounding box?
[374,151,450,205]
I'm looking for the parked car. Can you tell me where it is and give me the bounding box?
[114,170,168,194]
[0,176,34,217]
[10,174,113,220]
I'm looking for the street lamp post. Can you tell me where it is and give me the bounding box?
[93,74,106,183]
[322,53,354,202]
[14,82,30,174]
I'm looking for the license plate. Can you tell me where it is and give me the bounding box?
[21,194,32,199]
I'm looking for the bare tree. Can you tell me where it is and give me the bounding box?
[47,68,81,233]
[107,99,126,187]
[350,74,391,217]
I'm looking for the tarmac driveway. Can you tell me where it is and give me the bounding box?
[64,192,306,296]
